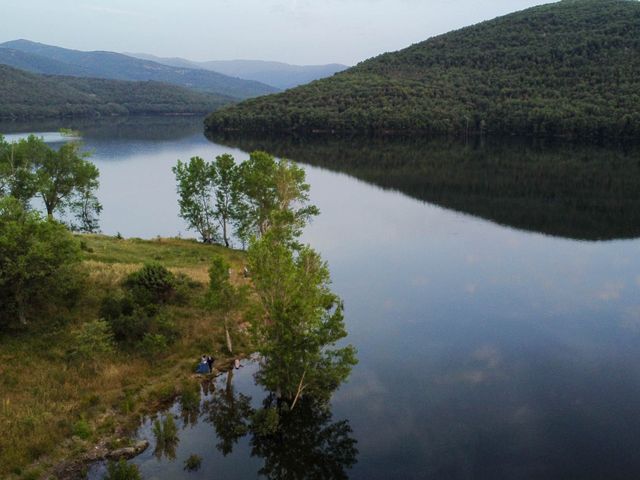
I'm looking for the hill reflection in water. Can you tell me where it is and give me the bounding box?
[209,134,640,241]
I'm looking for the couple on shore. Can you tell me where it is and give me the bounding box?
[196,354,214,374]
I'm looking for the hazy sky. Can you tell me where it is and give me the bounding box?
[2,0,556,66]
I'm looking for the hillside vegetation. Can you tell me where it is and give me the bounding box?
[0,40,277,99]
[205,0,640,140]
[0,65,231,119]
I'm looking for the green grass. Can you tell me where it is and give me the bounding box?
[0,234,250,479]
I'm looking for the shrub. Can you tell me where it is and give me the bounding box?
[123,263,176,306]
[140,333,169,356]
[104,459,141,480]
[73,419,92,440]
[0,198,82,330]
[71,319,115,361]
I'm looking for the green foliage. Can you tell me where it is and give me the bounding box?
[172,154,241,246]
[172,157,218,243]
[71,319,115,361]
[206,0,640,140]
[0,197,82,330]
[72,419,92,440]
[184,454,202,472]
[103,459,141,480]
[140,333,169,356]
[0,134,101,231]
[248,230,357,402]
[123,262,177,306]
[100,264,180,350]
[235,151,319,244]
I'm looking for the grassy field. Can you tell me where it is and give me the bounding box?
[0,234,250,479]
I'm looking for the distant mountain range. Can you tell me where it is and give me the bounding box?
[205,0,640,140]
[0,64,232,120]
[127,53,348,90]
[0,39,277,100]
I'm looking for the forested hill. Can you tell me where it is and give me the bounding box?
[0,40,278,100]
[0,65,232,119]
[205,0,640,140]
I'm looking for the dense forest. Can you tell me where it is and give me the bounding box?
[0,65,232,119]
[205,0,640,140]
[0,40,278,99]
[209,133,640,241]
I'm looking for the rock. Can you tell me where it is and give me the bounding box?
[107,440,149,460]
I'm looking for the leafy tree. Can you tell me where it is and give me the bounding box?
[0,135,101,231]
[0,135,38,206]
[235,151,319,245]
[247,230,356,404]
[0,197,82,329]
[213,153,239,247]
[33,140,101,229]
[173,156,218,243]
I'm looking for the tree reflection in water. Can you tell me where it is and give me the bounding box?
[203,366,358,479]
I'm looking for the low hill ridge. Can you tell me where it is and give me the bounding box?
[0,64,232,120]
[205,0,640,139]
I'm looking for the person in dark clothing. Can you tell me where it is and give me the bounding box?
[206,355,214,372]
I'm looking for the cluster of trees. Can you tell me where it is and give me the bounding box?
[0,134,101,230]
[0,64,232,120]
[205,0,640,140]
[179,150,356,407]
[173,151,318,248]
[0,134,101,331]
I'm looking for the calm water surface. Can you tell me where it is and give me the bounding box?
[3,118,640,479]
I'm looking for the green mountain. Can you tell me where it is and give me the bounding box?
[127,53,349,90]
[0,65,232,119]
[205,0,640,140]
[0,40,278,100]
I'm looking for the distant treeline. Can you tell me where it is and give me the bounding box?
[0,64,233,120]
[205,0,640,140]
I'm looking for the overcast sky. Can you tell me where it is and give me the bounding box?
[2,0,556,66]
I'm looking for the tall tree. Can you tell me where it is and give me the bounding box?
[248,230,356,404]
[0,135,101,231]
[235,151,319,245]
[212,154,239,248]
[173,156,218,243]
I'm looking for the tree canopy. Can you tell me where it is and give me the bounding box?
[0,134,101,231]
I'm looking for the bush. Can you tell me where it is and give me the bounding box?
[104,459,141,480]
[0,198,82,330]
[73,419,92,440]
[140,333,169,356]
[123,262,176,306]
[71,319,115,361]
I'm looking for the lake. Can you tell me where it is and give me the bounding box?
[3,117,640,479]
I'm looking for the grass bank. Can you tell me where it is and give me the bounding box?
[0,234,250,479]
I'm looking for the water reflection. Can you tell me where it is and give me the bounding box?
[208,134,640,241]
